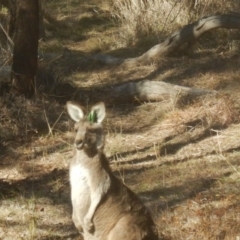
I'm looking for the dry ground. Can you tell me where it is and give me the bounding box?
[1,0,240,239]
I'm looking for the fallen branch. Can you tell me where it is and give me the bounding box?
[93,13,240,65]
[105,80,216,103]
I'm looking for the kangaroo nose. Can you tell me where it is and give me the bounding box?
[74,139,83,149]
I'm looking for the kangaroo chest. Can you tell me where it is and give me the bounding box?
[70,163,89,191]
[70,163,91,211]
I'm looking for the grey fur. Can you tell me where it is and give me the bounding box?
[67,101,158,240]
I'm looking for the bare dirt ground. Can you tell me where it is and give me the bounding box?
[1,1,240,239]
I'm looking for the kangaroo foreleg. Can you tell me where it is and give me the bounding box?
[84,176,111,233]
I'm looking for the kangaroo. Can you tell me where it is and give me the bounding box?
[66,101,158,240]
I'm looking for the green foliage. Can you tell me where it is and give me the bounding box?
[87,111,97,123]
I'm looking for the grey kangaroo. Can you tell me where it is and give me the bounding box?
[66,101,158,240]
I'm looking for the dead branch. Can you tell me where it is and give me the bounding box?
[93,13,240,65]
[105,80,216,103]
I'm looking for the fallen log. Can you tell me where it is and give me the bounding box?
[105,80,216,103]
[92,13,240,65]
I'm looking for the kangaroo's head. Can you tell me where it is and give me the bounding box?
[67,102,106,153]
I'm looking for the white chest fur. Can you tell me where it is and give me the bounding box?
[70,163,88,182]
[70,164,90,202]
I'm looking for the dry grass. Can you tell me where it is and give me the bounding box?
[0,7,13,69]
[111,0,240,48]
[1,0,240,239]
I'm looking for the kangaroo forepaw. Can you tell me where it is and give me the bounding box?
[84,217,94,233]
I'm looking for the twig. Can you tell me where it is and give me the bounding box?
[0,23,14,46]
[44,110,53,136]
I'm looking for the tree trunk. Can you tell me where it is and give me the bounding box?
[10,0,39,98]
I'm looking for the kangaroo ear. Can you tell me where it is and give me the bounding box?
[90,102,106,123]
[66,101,85,122]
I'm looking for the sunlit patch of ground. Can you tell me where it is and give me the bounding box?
[1,0,240,239]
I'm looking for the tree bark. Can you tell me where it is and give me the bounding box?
[11,0,39,98]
